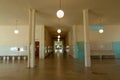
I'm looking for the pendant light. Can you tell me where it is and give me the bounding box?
[99,29,104,33]
[57,29,61,33]
[58,35,60,38]
[14,20,19,34]
[56,0,64,18]
[14,29,19,34]
[57,10,64,18]
[58,38,60,41]
[98,18,104,34]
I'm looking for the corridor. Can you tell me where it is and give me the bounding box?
[0,53,120,80]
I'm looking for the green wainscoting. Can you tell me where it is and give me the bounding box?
[90,25,103,31]
[75,42,84,60]
[112,42,120,59]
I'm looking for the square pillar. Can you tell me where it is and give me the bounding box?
[83,9,91,67]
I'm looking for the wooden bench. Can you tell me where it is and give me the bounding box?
[91,50,115,59]
[0,54,27,61]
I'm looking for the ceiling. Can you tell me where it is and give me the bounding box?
[0,0,120,37]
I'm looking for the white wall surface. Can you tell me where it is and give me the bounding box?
[45,27,52,46]
[90,25,120,42]
[74,25,120,50]
[35,25,44,41]
[0,25,29,46]
[0,25,29,56]
[76,25,84,42]
[73,25,120,42]
[44,27,52,55]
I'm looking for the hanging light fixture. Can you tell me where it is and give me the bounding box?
[58,35,60,38]
[14,20,19,34]
[56,0,64,18]
[14,29,19,34]
[58,38,60,41]
[57,10,64,18]
[57,29,61,33]
[99,29,104,33]
[98,18,104,34]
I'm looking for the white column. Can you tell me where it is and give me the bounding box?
[72,25,76,58]
[28,9,36,68]
[83,9,91,67]
[39,25,45,59]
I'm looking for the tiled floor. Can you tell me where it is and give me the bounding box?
[0,53,120,80]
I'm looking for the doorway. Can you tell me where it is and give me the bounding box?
[35,41,39,58]
[54,41,63,53]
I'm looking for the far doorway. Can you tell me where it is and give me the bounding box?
[54,41,63,54]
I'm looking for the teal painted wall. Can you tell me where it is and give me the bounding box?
[112,42,120,59]
[90,25,103,31]
[75,42,84,60]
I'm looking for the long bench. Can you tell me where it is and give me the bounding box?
[90,50,115,59]
[0,46,28,62]
[0,54,28,61]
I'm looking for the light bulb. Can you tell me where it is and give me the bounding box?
[58,38,60,41]
[58,35,60,38]
[57,29,61,33]
[99,29,104,33]
[56,10,64,18]
[14,29,19,34]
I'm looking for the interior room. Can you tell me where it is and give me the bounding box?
[0,0,120,80]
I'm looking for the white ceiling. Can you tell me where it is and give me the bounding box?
[0,0,120,37]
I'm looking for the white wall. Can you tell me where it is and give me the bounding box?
[44,27,52,56]
[0,24,46,57]
[90,25,120,42]
[0,25,29,46]
[73,25,120,50]
[89,25,120,50]
[0,25,29,56]
[45,27,52,46]
[72,25,120,42]
[35,25,44,41]
[75,25,84,42]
